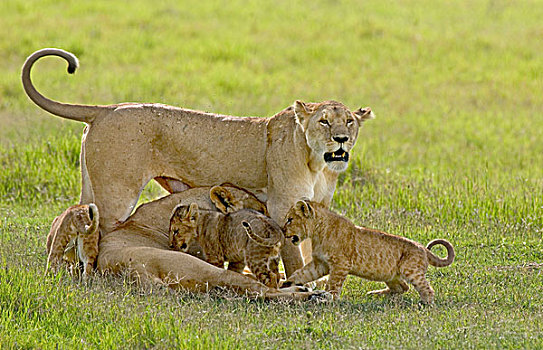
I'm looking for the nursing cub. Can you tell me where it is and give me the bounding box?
[169,204,284,288]
[46,203,100,276]
[282,200,455,304]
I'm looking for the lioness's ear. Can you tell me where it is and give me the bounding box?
[295,200,314,219]
[294,100,311,128]
[187,203,199,223]
[210,186,240,214]
[353,107,375,123]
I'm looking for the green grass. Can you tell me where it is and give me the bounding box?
[1,0,542,348]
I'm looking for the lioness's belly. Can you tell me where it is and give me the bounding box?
[87,104,269,189]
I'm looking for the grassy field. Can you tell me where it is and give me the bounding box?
[1,0,542,348]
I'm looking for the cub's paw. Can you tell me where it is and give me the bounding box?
[279,284,311,293]
[279,280,294,288]
[308,290,334,303]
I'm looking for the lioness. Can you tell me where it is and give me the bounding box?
[22,48,375,276]
[169,205,283,288]
[46,203,100,276]
[282,200,455,304]
[97,185,326,301]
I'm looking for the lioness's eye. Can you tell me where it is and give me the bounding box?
[319,119,329,126]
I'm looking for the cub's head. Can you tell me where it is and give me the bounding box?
[210,184,268,215]
[283,200,315,245]
[169,203,199,252]
[294,100,374,172]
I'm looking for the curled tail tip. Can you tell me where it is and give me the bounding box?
[88,203,98,215]
[87,203,100,231]
[67,53,80,74]
[427,239,455,267]
[67,63,77,74]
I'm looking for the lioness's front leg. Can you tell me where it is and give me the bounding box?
[267,198,304,277]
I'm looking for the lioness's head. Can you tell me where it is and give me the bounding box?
[283,200,315,245]
[169,203,199,252]
[294,100,374,172]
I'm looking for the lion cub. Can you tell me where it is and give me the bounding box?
[282,200,454,304]
[169,204,284,288]
[46,203,100,276]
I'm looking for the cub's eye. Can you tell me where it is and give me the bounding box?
[286,218,293,225]
[346,119,354,126]
[319,119,330,126]
[173,229,179,236]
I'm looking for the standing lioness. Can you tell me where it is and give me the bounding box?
[22,48,374,276]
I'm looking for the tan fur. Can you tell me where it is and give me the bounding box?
[96,185,325,301]
[46,203,100,276]
[282,201,455,304]
[169,205,284,288]
[22,48,374,277]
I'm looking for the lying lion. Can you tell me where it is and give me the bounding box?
[169,205,283,288]
[97,184,326,301]
[22,48,375,276]
[282,200,455,304]
[46,203,100,276]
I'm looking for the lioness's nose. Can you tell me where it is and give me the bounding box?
[333,135,349,143]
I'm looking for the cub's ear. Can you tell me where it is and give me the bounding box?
[170,204,187,225]
[187,203,199,223]
[295,200,314,219]
[210,186,240,214]
[293,100,311,128]
[241,221,252,232]
[353,107,375,123]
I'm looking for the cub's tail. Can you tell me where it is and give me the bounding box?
[22,48,112,123]
[85,203,100,235]
[241,221,281,247]
[426,239,455,267]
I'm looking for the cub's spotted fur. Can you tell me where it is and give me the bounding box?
[46,204,100,276]
[282,200,454,304]
[169,205,284,288]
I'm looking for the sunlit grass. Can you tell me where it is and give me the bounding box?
[1,0,542,348]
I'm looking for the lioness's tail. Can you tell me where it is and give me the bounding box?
[241,221,281,248]
[85,203,100,235]
[22,48,111,123]
[426,239,455,267]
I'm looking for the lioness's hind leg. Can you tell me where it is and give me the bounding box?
[93,177,149,232]
[79,136,94,205]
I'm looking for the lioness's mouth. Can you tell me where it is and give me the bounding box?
[324,149,349,163]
